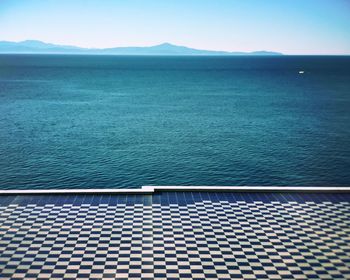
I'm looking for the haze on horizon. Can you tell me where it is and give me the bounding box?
[0,0,349,55]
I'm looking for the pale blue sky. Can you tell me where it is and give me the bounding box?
[0,0,349,54]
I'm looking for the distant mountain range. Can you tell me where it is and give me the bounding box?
[0,40,283,55]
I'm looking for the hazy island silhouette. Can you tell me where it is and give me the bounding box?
[0,40,283,55]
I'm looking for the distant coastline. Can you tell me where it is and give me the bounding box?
[0,40,283,55]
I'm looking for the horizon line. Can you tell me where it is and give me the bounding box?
[1,39,349,56]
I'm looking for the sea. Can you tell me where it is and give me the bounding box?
[0,55,349,189]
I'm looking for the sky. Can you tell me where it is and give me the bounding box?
[0,0,349,54]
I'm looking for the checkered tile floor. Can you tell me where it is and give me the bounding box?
[0,192,350,279]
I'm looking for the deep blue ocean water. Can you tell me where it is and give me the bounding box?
[0,55,349,189]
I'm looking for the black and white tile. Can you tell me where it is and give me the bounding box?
[0,193,349,279]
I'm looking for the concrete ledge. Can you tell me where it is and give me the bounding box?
[0,188,154,195]
[148,186,350,193]
[0,186,349,195]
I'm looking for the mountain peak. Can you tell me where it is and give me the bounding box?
[153,42,180,49]
[16,40,58,49]
[157,42,175,47]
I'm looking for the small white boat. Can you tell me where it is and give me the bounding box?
[299,70,304,74]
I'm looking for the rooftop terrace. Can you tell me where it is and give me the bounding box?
[0,187,349,280]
